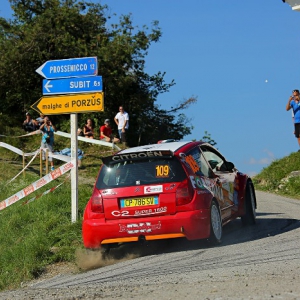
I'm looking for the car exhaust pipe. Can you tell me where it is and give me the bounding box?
[138,235,146,244]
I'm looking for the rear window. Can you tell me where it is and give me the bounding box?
[96,157,186,189]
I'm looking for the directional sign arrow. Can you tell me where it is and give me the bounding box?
[42,76,103,95]
[44,80,53,93]
[36,57,98,79]
[31,92,104,115]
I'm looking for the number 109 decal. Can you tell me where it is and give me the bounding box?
[155,165,169,177]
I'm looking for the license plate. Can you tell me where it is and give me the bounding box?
[120,196,159,208]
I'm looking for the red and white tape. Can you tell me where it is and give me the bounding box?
[22,174,71,205]
[0,160,76,211]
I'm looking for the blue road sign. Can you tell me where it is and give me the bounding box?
[42,76,103,95]
[36,57,98,79]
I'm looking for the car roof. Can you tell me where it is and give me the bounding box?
[117,141,195,155]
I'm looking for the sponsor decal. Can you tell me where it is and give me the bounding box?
[102,190,117,195]
[112,207,167,217]
[190,176,205,189]
[185,155,200,173]
[190,176,224,201]
[119,221,161,234]
[233,190,239,206]
[144,185,163,194]
[165,183,176,190]
[221,182,233,201]
[112,151,163,161]
[197,190,209,194]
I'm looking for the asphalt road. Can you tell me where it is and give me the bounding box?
[1,190,300,300]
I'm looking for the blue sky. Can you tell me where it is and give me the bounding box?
[1,0,300,176]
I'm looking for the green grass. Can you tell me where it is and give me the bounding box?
[252,152,300,199]
[0,129,121,291]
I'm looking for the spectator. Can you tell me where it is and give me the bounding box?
[23,112,38,132]
[36,113,45,128]
[83,118,94,139]
[114,105,129,144]
[286,89,300,151]
[77,128,84,137]
[40,116,56,171]
[290,90,299,132]
[100,119,120,143]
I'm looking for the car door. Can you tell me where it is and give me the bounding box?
[200,145,238,220]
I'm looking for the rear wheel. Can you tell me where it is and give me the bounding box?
[241,182,256,225]
[208,200,222,245]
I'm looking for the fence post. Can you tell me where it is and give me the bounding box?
[23,154,25,178]
[40,148,42,177]
[46,149,49,174]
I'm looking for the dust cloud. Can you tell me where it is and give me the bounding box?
[75,240,167,271]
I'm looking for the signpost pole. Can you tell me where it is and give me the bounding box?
[70,113,78,223]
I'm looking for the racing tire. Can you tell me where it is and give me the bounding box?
[241,181,256,226]
[208,200,222,245]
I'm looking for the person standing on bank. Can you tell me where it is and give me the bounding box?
[40,116,56,171]
[286,89,300,152]
[114,105,129,144]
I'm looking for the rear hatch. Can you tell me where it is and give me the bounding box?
[96,151,187,220]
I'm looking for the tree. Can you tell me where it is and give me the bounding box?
[201,131,217,147]
[0,0,196,146]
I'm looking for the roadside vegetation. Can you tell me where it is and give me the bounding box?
[252,152,300,200]
[0,127,112,291]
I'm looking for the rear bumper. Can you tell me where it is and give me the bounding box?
[82,209,210,249]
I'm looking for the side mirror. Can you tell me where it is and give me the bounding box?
[219,161,235,172]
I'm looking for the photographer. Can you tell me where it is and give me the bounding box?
[286,89,300,152]
[40,116,56,171]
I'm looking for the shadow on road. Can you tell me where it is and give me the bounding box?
[81,214,300,269]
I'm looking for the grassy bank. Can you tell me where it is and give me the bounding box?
[252,151,300,199]
[0,130,116,291]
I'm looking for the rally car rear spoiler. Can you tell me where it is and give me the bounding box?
[101,150,174,166]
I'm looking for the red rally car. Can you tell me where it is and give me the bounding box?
[82,141,257,250]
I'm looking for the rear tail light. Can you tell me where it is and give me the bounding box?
[176,178,194,206]
[91,194,104,213]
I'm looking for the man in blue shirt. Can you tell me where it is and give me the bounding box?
[286,89,300,151]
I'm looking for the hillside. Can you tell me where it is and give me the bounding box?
[252,152,300,199]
